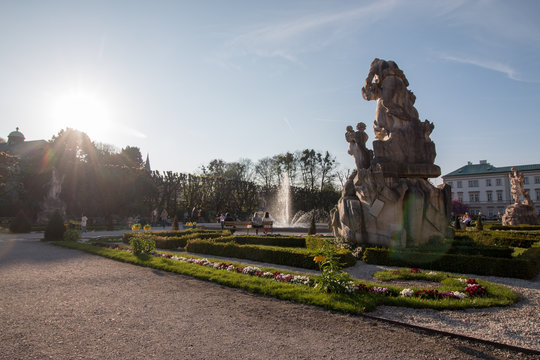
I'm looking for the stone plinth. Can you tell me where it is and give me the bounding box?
[502,204,540,226]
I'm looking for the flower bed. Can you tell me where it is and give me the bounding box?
[93,242,492,301]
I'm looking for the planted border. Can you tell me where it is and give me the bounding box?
[53,241,519,313]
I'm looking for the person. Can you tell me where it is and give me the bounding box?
[160,209,168,228]
[219,213,225,230]
[151,209,158,227]
[81,214,88,233]
[461,212,472,227]
[251,212,263,235]
[262,212,271,235]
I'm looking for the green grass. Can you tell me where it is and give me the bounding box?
[53,241,519,314]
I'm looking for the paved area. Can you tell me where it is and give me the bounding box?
[0,236,532,359]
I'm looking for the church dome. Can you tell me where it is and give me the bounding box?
[8,127,25,145]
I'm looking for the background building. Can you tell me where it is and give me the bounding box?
[442,160,540,219]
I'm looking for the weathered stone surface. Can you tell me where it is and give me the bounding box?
[502,168,540,225]
[334,59,451,247]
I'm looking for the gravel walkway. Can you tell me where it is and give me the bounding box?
[0,240,536,359]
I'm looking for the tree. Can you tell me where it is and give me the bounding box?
[254,157,277,189]
[451,199,469,216]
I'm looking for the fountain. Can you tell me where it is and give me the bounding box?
[273,173,291,226]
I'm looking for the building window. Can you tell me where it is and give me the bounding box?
[447,181,453,187]
[457,180,462,188]
[536,190,540,201]
[488,208,494,218]
[496,178,502,186]
[469,192,480,202]
[468,180,479,187]
[535,176,540,184]
[524,176,529,185]
[497,190,503,201]
[487,191,493,202]
[486,179,492,186]
[458,192,463,202]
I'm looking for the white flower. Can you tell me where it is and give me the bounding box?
[261,272,274,278]
[427,271,438,276]
[226,265,235,272]
[242,266,261,275]
[400,288,414,297]
[457,278,467,283]
[291,275,310,285]
[452,291,467,299]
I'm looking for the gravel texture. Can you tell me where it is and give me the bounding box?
[0,237,538,359]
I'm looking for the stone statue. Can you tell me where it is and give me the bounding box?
[360,58,439,177]
[509,167,525,204]
[503,168,540,225]
[345,122,372,171]
[333,59,452,247]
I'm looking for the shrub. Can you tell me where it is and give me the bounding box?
[214,235,306,248]
[487,224,540,231]
[305,236,329,250]
[63,229,81,242]
[363,248,538,279]
[44,211,66,241]
[185,239,356,270]
[172,215,179,230]
[9,210,32,233]
[130,236,156,255]
[476,216,483,231]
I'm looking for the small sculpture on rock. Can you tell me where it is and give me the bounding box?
[345,122,372,171]
[509,167,525,204]
[503,168,540,225]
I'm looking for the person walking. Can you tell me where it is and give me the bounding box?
[81,214,88,233]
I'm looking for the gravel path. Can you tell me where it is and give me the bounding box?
[0,240,536,359]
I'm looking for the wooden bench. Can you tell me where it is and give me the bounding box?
[224,221,273,234]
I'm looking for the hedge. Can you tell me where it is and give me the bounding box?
[455,232,540,248]
[212,235,306,248]
[363,248,539,279]
[185,239,356,270]
[406,241,513,258]
[122,230,224,245]
[486,224,540,231]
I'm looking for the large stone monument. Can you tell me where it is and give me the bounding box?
[331,58,451,247]
[502,168,540,225]
[37,168,66,224]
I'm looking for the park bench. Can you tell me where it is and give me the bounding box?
[224,220,273,234]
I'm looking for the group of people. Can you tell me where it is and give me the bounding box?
[217,211,272,235]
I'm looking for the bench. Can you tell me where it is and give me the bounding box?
[224,221,273,234]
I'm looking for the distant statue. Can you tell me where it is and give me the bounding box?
[361,58,419,140]
[509,167,525,204]
[345,122,372,170]
[47,168,63,200]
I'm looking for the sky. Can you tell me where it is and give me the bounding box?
[1,0,539,184]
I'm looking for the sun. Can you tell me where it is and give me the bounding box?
[51,89,112,138]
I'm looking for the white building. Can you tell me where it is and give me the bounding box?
[442,160,540,219]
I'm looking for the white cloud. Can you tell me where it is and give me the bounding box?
[440,55,523,82]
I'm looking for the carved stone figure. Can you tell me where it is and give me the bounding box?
[502,168,540,225]
[345,123,372,171]
[509,167,525,204]
[334,59,452,247]
[361,58,439,178]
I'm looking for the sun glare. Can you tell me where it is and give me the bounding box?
[51,90,112,138]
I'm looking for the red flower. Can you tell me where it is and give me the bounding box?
[410,268,420,273]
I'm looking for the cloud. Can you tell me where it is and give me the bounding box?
[218,1,399,64]
[440,55,523,82]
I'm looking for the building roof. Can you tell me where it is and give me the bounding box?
[443,161,540,178]
[0,139,48,158]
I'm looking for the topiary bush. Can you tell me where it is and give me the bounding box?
[308,215,316,235]
[9,210,32,233]
[172,215,179,230]
[44,211,66,241]
[63,229,81,242]
[130,236,156,255]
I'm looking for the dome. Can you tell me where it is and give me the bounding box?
[8,127,25,145]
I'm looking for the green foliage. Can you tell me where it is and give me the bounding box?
[214,235,306,248]
[314,244,354,294]
[475,216,483,230]
[455,231,540,248]
[487,224,540,231]
[9,210,32,233]
[453,217,461,230]
[185,238,356,270]
[363,248,539,279]
[62,229,81,242]
[44,211,66,241]
[305,236,329,250]
[130,236,156,255]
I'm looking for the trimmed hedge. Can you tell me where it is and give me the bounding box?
[487,224,540,231]
[185,239,356,270]
[122,229,225,245]
[455,232,540,248]
[213,235,306,248]
[363,248,539,279]
[406,241,513,258]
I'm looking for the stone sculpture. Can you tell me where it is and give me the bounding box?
[333,59,451,247]
[502,168,540,225]
[37,168,66,224]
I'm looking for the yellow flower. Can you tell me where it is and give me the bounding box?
[143,224,151,231]
[132,223,141,231]
[313,255,326,263]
